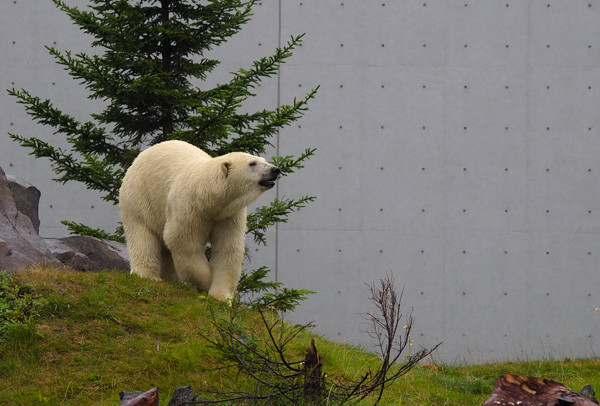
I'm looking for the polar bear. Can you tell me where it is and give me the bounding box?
[119,140,280,301]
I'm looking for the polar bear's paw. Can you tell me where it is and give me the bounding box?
[131,268,162,282]
[208,289,234,303]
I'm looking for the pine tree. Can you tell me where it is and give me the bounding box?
[8,0,317,247]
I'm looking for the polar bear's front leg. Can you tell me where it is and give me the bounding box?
[164,220,212,292]
[170,249,212,292]
[208,212,247,301]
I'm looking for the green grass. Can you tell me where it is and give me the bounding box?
[1,267,599,405]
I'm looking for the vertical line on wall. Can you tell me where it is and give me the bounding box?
[274,0,282,283]
[525,2,531,233]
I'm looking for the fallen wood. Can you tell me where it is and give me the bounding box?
[119,387,159,406]
[483,374,598,406]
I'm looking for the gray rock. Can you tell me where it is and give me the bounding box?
[6,174,41,233]
[167,386,202,406]
[580,385,599,404]
[0,237,11,258]
[44,235,129,272]
[0,167,60,272]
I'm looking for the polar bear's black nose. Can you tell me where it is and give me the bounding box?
[271,166,280,176]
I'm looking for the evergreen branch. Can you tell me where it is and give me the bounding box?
[61,221,125,243]
[75,153,124,203]
[247,196,316,246]
[216,86,319,156]
[248,86,319,141]
[270,149,316,176]
[46,47,105,92]
[238,266,312,312]
[8,133,80,175]
[251,288,316,313]
[237,267,282,295]
[233,34,305,90]
[7,88,129,166]
[8,134,122,204]
[193,0,256,47]
[190,34,306,147]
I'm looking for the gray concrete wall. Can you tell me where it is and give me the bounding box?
[2,1,599,363]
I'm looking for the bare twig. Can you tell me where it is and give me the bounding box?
[330,273,441,404]
[198,273,440,405]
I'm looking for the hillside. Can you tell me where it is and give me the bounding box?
[1,267,599,405]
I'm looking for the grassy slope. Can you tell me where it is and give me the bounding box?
[1,267,599,405]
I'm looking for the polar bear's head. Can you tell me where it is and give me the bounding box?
[219,152,280,196]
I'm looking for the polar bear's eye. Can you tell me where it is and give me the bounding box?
[249,161,257,167]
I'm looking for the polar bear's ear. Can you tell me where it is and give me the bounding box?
[221,161,230,178]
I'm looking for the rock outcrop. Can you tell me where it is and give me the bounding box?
[6,174,41,233]
[44,235,129,271]
[0,166,129,273]
[0,167,61,272]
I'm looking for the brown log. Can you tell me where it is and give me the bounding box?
[120,387,159,406]
[483,374,598,406]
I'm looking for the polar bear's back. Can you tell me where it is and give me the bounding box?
[136,140,210,167]
[119,140,210,232]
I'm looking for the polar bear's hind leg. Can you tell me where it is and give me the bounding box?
[126,225,163,281]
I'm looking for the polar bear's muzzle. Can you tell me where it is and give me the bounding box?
[259,166,280,189]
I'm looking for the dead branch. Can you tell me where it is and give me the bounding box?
[198,273,439,405]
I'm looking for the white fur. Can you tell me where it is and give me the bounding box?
[119,140,277,301]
